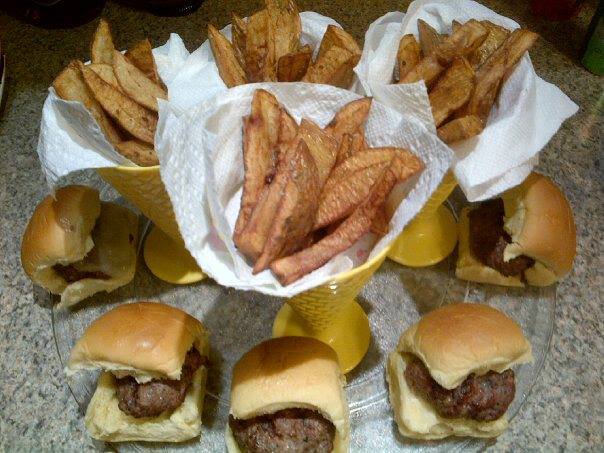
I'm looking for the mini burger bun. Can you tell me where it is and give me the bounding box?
[227,337,349,453]
[387,303,532,440]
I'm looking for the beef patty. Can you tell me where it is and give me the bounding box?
[404,356,515,422]
[53,263,110,283]
[115,348,206,418]
[468,198,534,277]
[229,408,336,453]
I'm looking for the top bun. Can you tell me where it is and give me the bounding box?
[398,303,532,389]
[67,302,209,382]
[502,172,576,286]
[230,337,349,453]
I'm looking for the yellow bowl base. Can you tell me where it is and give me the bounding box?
[143,226,206,285]
[272,299,371,374]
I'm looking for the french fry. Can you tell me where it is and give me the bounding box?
[115,140,159,166]
[298,119,338,187]
[253,88,282,149]
[457,62,505,123]
[350,131,365,155]
[452,20,462,33]
[327,97,372,143]
[418,19,442,56]
[245,10,276,82]
[317,25,362,61]
[397,34,421,81]
[325,148,396,194]
[429,57,475,126]
[302,45,357,89]
[231,13,247,69]
[279,108,298,143]
[125,39,162,86]
[469,21,510,68]
[437,115,483,143]
[53,61,121,146]
[113,50,167,112]
[277,45,312,81]
[88,63,121,92]
[335,134,353,165]
[370,205,389,236]
[266,0,301,61]
[91,19,114,65]
[208,24,247,88]
[80,63,157,144]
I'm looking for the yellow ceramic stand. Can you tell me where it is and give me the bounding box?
[97,166,205,284]
[388,171,459,267]
[272,246,391,374]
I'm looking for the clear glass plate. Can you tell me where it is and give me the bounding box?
[50,199,555,453]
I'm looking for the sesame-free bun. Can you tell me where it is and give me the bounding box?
[21,185,138,307]
[387,303,532,439]
[456,172,576,287]
[226,337,349,453]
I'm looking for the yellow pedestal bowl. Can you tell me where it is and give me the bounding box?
[388,170,458,267]
[97,166,205,284]
[272,244,392,374]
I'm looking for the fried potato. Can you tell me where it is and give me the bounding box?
[457,62,504,123]
[298,119,338,187]
[317,25,362,61]
[208,24,247,88]
[452,20,462,33]
[468,21,510,68]
[325,148,396,193]
[266,0,301,61]
[253,139,320,273]
[271,158,401,285]
[80,63,156,144]
[231,13,247,69]
[91,19,115,65]
[437,115,483,143]
[302,45,357,89]
[252,88,282,148]
[53,61,121,146]
[370,205,389,236]
[429,57,475,126]
[277,45,312,81]
[279,108,298,143]
[397,34,421,81]
[124,39,161,86]
[327,97,372,143]
[245,10,276,82]
[113,50,167,112]
[88,63,121,92]
[418,19,442,56]
[335,133,353,165]
[115,140,159,166]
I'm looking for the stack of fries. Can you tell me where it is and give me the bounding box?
[52,20,165,166]
[208,0,361,88]
[397,19,538,144]
[233,90,424,285]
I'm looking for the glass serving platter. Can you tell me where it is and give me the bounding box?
[48,192,555,453]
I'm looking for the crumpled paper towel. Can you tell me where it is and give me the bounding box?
[36,34,190,188]
[156,82,453,298]
[354,0,578,201]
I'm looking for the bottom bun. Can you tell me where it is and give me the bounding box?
[84,367,206,442]
[386,352,508,440]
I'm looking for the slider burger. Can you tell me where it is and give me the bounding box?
[66,302,209,442]
[456,172,576,287]
[227,337,349,453]
[387,303,532,439]
[21,185,138,307]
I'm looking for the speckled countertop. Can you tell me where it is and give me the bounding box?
[0,0,602,451]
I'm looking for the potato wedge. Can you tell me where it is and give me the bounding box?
[437,115,483,143]
[327,97,372,144]
[317,25,362,61]
[452,20,462,33]
[91,19,114,65]
[231,14,247,69]
[271,159,401,285]
[277,45,312,81]
[397,34,421,81]
[335,133,353,165]
[88,63,121,92]
[252,88,282,149]
[302,45,358,89]
[370,205,389,236]
[208,24,247,88]
[115,140,159,166]
[53,61,121,146]
[279,108,298,143]
[350,131,366,154]
[418,19,442,57]
[80,63,156,144]
[245,10,276,82]
[298,119,338,187]
[125,39,161,86]
[113,50,167,112]
[429,57,475,126]
[266,0,301,61]
[469,21,510,68]
[253,139,320,273]
[326,147,395,191]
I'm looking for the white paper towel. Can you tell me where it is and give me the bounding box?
[354,0,578,201]
[36,34,191,188]
[156,83,453,297]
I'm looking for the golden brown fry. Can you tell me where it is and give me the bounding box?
[231,14,247,70]
[277,45,312,81]
[429,57,475,126]
[80,63,157,144]
[418,19,442,56]
[437,115,483,143]
[208,24,247,88]
[452,20,462,33]
[317,25,362,60]
[397,34,421,81]
[279,108,298,143]
[113,50,167,112]
[88,64,121,92]
[327,97,372,144]
[252,88,282,149]
[335,133,353,165]
[91,19,114,65]
[245,10,276,82]
[302,45,357,89]
[125,39,162,86]
[469,21,510,68]
[298,119,338,187]
[266,0,301,61]
[115,140,159,166]
[350,131,365,154]
[370,205,389,236]
[53,61,121,146]
[458,62,505,123]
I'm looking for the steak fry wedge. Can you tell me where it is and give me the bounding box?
[113,50,167,112]
[298,119,338,187]
[266,0,301,61]
[91,19,115,65]
[397,34,421,81]
[418,19,442,57]
[279,108,298,143]
[468,21,510,69]
[80,63,157,144]
[327,97,372,144]
[252,88,282,149]
[277,45,312,82]
[125,39,162,86]
[115,140,159,166]
[302,45,357,89]
[429,57,475,126]
[437,115,483,143]
[317,25,362,61]
[325,148,397,193]
[245,10,275,82]
[231,14,247,69]
[208,24,247,88]
[88,63,121,92]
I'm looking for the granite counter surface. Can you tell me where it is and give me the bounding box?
[0,0,602,451]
